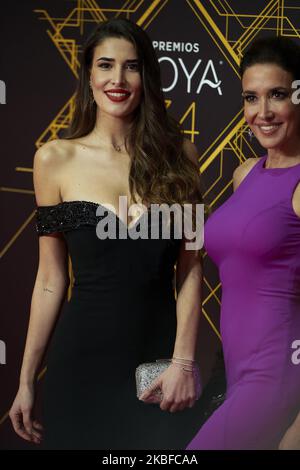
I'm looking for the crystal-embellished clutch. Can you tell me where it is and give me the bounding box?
[135,359,171,399]
[135,359,202,400]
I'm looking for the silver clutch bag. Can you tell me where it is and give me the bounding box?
[135,359,171,399]
[135,359,202,400]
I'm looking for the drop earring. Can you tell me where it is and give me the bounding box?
[247,128,254,142]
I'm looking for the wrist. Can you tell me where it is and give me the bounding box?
[172,351,196,361]
[172,355,196,362]
[19,373,36,388]
[171,356,199,373]
[19,382,34,393]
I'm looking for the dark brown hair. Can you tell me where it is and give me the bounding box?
[240,36,300,79]
[67,18,202,207]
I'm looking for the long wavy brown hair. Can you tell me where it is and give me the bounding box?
[67,18,202,207]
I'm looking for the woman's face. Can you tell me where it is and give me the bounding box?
[242,63,300,151]
[90,37,142,119]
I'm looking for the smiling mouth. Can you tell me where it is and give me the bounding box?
[105,90,131,102]
[257,124,282,134]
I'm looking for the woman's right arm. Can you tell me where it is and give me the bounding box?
[9,142,69,444]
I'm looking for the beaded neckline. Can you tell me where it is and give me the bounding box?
[39,200,150,227]
[35,200,150,235]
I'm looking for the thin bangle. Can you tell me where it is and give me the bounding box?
[172,356,196,363]
[171,363,194,373]
[172,361,194,368]
[172,360,194,370]
[171,359,198,370]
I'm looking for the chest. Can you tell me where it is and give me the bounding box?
[205,178,300,263]
[60,153,136,206]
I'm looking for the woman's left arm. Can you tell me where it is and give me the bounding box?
[139,242,202,412]
[171,138,202,367]
[140,140,203,412]
[173,241,202,362]
[167,240,203,411]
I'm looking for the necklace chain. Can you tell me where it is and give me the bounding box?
[94,129,125,152]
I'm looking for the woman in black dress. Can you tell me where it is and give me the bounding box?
[9,19,207,449]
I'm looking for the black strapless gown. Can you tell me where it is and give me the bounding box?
[35,201,212,450]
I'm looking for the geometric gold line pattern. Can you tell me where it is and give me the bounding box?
[0,211,36,259]
[15,167,33,173]
[202,307,222,341]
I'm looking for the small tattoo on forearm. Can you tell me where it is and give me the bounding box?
[43,287,54,293]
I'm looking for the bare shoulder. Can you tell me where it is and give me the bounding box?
[33,139,75,206]
[233,158,258,191]
[34,139,75,168]
[183,139,199,167]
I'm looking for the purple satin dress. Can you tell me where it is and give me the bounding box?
[187,156,300,449]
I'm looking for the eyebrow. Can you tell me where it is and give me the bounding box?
[96,57,138,63]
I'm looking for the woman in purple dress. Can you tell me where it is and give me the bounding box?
[187,36,300,450]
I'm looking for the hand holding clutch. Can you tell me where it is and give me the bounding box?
[136,358,202,411]
[136,359,171,401]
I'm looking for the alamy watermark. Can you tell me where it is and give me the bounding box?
[0,340,6,365]
[95,196,204,250]
[291,80,300,104]
[0,80,6,104]
[291,339,300,365]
